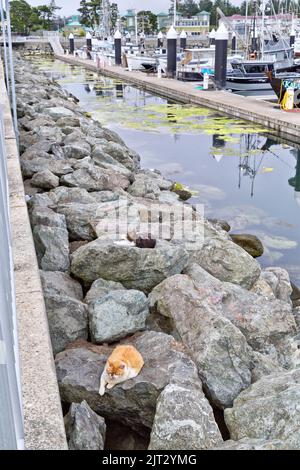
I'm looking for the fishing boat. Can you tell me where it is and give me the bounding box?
[267,71,300,107]
[126,47,167,71]
[225,39,297,91]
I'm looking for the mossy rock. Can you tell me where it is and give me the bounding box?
[230,234,264,258]
[171,182,193,201]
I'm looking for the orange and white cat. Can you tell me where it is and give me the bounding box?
[99,345,144,396]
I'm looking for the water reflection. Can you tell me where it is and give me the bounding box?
[30,57,300,283]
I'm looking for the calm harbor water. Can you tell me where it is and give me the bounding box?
[31,58,300,284]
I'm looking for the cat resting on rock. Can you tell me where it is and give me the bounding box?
[99,345,144,396]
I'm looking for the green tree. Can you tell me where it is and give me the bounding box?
[137,10,157,33]
[10,0,38,34]
[110,2,119,29]
[199,0,213,12]
[78,0,102,30]
[78,0,91,27]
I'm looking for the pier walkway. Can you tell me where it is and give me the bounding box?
[55,53,300,144]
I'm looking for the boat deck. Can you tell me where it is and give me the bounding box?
[55,53,300,144]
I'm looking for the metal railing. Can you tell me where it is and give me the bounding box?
[0,0,24,450]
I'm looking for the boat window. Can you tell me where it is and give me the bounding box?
[244,64,267,73]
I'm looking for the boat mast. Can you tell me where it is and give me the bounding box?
[252,0,257,53]
[135,9,138,45]
[173,0,177,27]
[261,0,265,59]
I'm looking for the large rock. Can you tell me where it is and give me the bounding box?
[89,289,149,343]
[64,400,106,450]
[149,274,254,409]
[262,267,292,305]
[149,383,222,450]
[92,142,139,172]
[60,167,130,192]
[184,263,296,368]
[71,239,189,293]
[63,143,91,160]
[128,174,161,200]
[39,270,83,301]
[44,106,75,120]
[224,368,300,449]
[55,331,206,433]
[40,271,88,355]
[84,278,125,304]
[30,207,66,230]
[31,169,59,190]
[191,237,261,289]
[56,203,98,241]
[230,233,264,258]
[33,225,70,272]
[21,157,73,178]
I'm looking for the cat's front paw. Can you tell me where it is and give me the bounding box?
[99,387,105,396]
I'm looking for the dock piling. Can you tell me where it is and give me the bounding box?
[86,32,92,52]
[180,30,187,51]
[114,30,122,66]
[214,24,228,89]
[69,33,74,54]
[167,26,178,79]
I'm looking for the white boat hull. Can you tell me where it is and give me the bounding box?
[225,80,271,91]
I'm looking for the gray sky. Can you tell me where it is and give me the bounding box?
[26,1,173,16]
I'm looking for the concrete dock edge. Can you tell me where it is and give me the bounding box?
[0,60,67,449]
[55,54,300,144]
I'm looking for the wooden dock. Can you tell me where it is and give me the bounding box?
[55,53,300,144]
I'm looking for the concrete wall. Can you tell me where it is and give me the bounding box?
[0,59,67,450]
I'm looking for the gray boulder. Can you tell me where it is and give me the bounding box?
[89,289,149,343]
[149,274,253,408]
[55,331,205,433]
[63,143,91,160]
[40,271,88,355]
[262,267,292,305]
[33,225,70,272]
[31,169,59,189]
[56,203,98,241]
[149,383,222,450]
[64,400,106,450]
[60,167,130,192]
[21,157,73,178]
[49,187,96,205]
[70,239,189,293]
[224,368,300,449]
[128,174,161,200]
[30,207,66,229]
[92,142,139,171]
[44,106,75,120]
[39,270,83,301]
[184,263,296,368]
[84,278,125,304]
[191,237,261,289]
[56,116,80,128]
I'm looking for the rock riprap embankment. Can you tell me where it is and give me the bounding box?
[15,54,300,450]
